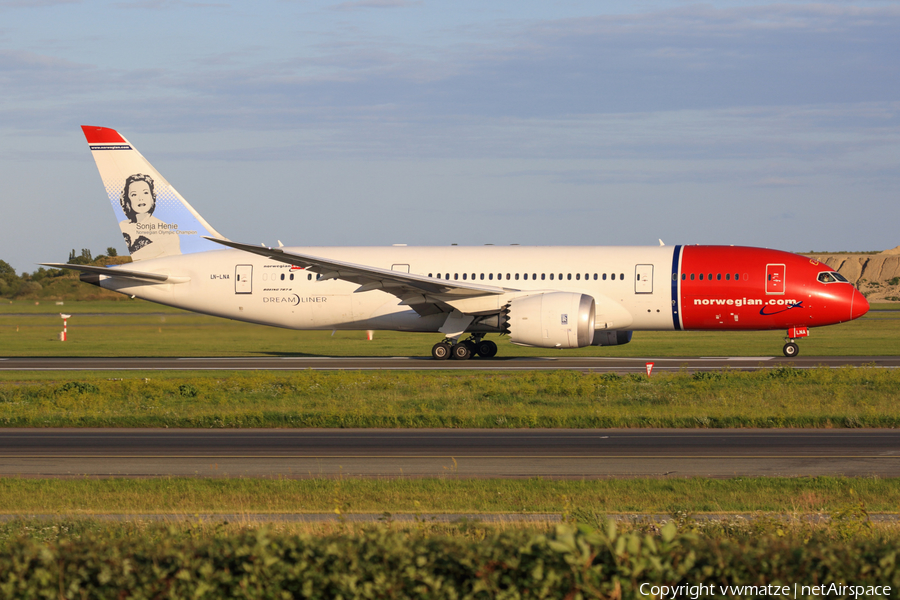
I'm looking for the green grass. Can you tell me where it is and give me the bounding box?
[1,367,899,428]
[0,476,895,515]
[1,300,899,357]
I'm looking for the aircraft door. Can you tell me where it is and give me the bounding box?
[235,265,252,294]
[766,264,785,295]
[635,264,653,294]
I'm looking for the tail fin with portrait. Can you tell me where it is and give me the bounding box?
[81,126,227,262]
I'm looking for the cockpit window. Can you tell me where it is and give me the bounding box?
[818,272,847,284]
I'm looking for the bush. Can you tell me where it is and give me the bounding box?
[0,522,897,598]
[13,281,41,297]
[57,382,99,394]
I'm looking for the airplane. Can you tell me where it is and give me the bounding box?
[44,126,870,360]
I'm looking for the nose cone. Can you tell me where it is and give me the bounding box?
[850,287,869,321]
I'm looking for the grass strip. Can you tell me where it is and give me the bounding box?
[2,300,900,357]
[2,367,899,428]
[0,477,897,515]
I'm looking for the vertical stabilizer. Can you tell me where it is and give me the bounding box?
[81,126,227,261]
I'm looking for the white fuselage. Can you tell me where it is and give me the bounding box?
[100,245,677,333]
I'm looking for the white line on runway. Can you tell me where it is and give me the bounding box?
[699,357,774,360]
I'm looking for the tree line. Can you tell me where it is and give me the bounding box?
[0,247,120,298]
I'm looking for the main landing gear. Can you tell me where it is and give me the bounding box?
[431,335,498,360]
[782,326,809,357]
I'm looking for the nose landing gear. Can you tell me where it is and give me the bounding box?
[782,326,809,357]
[431,335,498,360]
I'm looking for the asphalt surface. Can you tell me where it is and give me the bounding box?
[1,429,898,479]
[2,355,899,372]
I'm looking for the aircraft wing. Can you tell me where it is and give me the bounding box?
[40,263,190,284]
[205,238,513,315]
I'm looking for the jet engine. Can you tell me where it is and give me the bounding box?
[505,292,596,349]
[591,330,633,346]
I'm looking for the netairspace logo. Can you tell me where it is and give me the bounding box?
[639,582,891,598]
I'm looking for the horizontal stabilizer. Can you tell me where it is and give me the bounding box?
[40,263,189,284]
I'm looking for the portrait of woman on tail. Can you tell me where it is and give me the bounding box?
[119,173,181,260]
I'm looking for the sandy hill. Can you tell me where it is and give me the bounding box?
[804,247,900,302]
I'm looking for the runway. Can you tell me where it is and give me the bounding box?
[1,429,898,479]
[2,355,899,372]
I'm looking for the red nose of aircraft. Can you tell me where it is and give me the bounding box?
[850,286,869,321]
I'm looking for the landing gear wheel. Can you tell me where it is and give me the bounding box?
[475,340,498,358]
[462,340,477,356]
[451,343,472,360]
[432,342,452,360]
[783,342,799,358]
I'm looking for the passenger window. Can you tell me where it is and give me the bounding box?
[515,273,519,280]
[280,273,285,281]
[602,273,607,281]
[681,273,686,280]
[725,273,730,281]
[690,274,695,281]
[506,273,510,280]
[480,273,484,280]
[290,273,294,281]
[699,274,704,281]
[736,273,740,280]
[550,273,554,280]
[308,274,312,280]
[567,274,572,281]
[708,273,712,281]
[593,274,597,280]
[489,273,493,280]
[576,273,581,281]
[717,274,721,281]
[462,273,467,280]
[541,274,546,280]
[454,274,458,280]
[620,274,624,280]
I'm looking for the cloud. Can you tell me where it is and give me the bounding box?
[0,0,77,7]
[114,0,229,9]
[328,0,422,11]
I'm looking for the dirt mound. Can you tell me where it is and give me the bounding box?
[806,247,900,303]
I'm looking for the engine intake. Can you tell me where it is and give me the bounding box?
[506,292,596,349]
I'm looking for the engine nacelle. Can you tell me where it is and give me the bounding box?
[506,292,596,349]
[591,330,633,346]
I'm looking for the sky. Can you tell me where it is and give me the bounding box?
[1,0,898,273]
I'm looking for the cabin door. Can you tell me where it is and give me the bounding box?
[235,265,253,294]
[635,264,653,294]
[766,264,785,295]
